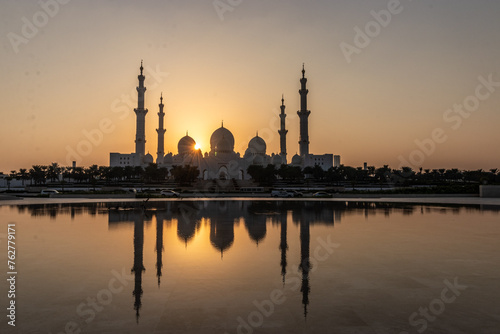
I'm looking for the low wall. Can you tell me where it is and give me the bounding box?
[50,194,136,199]
[480,185,500,198]
[0,195,20,201]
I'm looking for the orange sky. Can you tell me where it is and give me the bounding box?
[1,1,499,173]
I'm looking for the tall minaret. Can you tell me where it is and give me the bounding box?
[297,64,311,156]
[156,93,166,164]
[135,61,148,156]
[278,95,288,163]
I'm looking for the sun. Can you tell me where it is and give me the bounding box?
[195,143,201,150]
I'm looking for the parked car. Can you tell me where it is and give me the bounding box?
[160,190,180,197]
[291,190,303,197]
[271,190,294,198]
[312,191,332,198]
[41,189,59,195]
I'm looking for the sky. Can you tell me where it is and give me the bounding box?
[1,0,499,173]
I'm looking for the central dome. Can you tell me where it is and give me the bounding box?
[210,124,235,153]
[216,135,232,154]
[178,135,196,155]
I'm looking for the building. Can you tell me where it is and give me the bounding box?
[110,63,340,179]
[334,155,341,168]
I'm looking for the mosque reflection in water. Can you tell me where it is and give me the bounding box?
[111,200,321,322]
[12,200,499,323]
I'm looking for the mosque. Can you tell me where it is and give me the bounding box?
[109,62,339,180]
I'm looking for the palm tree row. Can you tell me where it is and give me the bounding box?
[6,163,162,186]
[4,163,499,187]
[246,164,500,186]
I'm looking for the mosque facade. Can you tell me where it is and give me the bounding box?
[109,62,340,180]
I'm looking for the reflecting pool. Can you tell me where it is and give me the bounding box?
[1,200,499,333]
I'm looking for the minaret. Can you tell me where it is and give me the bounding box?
[297,64,311,156]
[131,214,145,323]
[155,217,164,287]
[279,212,288,285]
[278,95,288,163]
[299,218,311,318]
[135,61,148,156]
[156,93,166,164]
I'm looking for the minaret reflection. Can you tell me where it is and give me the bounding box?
[156,217,164,287]
[298,217,310,318]
[131,213,145,323]
[279,211,288,285]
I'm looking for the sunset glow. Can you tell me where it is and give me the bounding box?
[1,1,499,172]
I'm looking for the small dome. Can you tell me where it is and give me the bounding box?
[247,135,266,155]
[178,135,196,155]
[144,153,154,164]
[272,154,283,165]
[291,154,303,166]
[243,148,253,159]
[163,153,173,163]
[210,125,235,153]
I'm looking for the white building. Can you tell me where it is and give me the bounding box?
[110,62,340,180]
[334,155,341,168]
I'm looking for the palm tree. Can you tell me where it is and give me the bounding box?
[98,166,111,183]
[61,167,72,183]
[29,165,46,185]
[19,168,28,186]
[133,166,144,180]
[109,167,125,182]
[73,167,85,183]
[6,170,17,191]
[144,163,159,183]
[46,163,61,183]
[124,166,134,181]
[85,165,100,190]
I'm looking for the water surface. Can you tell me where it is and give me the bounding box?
[1,200,499,333]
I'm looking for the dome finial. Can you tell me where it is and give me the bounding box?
[256,130,259,137]
[160,92,163,103]
[186,130,188,136]
[302,63,305,78]
[140,60,144,75]
[281,94,285,105]
[221,120,224,128]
